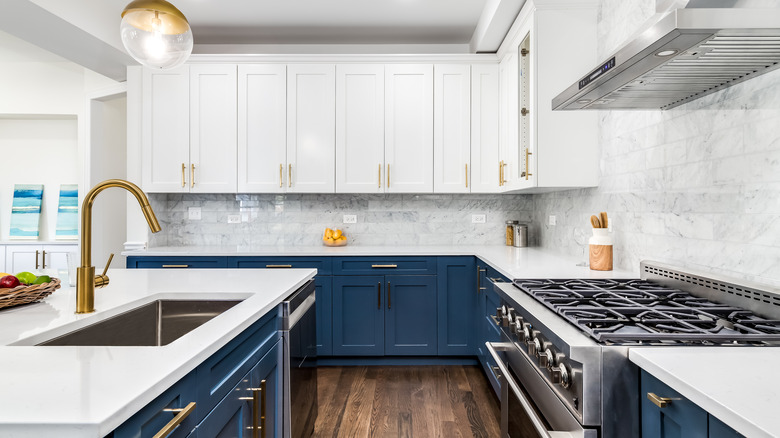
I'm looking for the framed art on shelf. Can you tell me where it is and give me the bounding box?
[55,184,78,240]
[9,184,43,240]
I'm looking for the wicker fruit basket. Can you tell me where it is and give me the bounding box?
[0,278,61,311]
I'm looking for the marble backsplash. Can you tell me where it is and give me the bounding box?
[148,193,534,247]
[533,0,780,287]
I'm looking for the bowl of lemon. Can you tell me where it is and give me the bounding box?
[323,228,347,247]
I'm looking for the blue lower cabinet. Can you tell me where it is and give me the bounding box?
[708,415,743,438]
[641,370,708,438]
[126,256,228,269]
[191,341,281,438]
[314,276,333,356]
[437,257,476,355]
[114,371,198,438]
[332,275,385,356]
[385,275,437,355]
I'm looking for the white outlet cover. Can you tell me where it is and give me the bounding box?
[188,207,201,220]
[549,215,557,226]
[343,214,357,224]
[228,214,241,224]
[472,214,486,224]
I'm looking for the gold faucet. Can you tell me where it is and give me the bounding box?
[76,179,161,314]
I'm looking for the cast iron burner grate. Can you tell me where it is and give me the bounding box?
[513,279,780,344]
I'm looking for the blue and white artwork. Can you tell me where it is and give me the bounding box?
[9,184,43,239]
[55,184,78,240]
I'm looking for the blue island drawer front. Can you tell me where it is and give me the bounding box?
[227,257,332,275]
[641,370,708,438]
[113,371,198,438]
[196,311,280,419]
[126,256,228,269]
[333,257,437,275]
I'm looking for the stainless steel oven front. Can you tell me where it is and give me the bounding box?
[487,339,597,438]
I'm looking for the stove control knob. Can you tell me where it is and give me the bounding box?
[522,324,532,344]
[530,337,542,357]
[541,348,554,369]
[559,364,571,389]
[511,316,524,336]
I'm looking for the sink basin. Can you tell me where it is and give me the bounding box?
[38,300,243,346]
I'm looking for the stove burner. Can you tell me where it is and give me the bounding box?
[513,278,780,344]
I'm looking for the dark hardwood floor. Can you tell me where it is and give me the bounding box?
[313,366,501,438]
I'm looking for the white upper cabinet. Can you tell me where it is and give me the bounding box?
[190,64,237,193]
[141,66,190,192]
[385,64,434,193]
[498,1,598,192]
[433,64,471,193]
[470,64,500,193]
[287,65,336,193]
[335,65,385,193]
[238,65,287,193]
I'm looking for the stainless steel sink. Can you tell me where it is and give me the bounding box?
[38,300,243,346]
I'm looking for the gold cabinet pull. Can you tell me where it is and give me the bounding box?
[387,281,391,309]
[377,282,381,309]
[477,266,487,294]
[378,163,381,188]
[371,264,397,268]
[465,163,468,188]
[502,161,508,185]
[162,264,189,268]
[35,250,40,270]
[498,161,503,186]
[42,250,46,269]
[525,150,533,180]
[155,401,195,438]
[279,164,283,188]
[647,392,674,408]
[288,164,292,188]
[181,163,186,188]
[265,264,292,268]
[386,163,390,188]
[246,381,266,438]
[190,164,195,188]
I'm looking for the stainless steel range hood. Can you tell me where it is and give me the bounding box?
[552,1,780,110]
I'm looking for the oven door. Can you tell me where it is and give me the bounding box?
[487,342,596,438]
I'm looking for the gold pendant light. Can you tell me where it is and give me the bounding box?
[120,0,193,69]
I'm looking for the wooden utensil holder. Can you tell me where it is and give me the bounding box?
[589,228,613,271]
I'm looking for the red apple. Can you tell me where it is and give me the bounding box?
[0,275,20,288]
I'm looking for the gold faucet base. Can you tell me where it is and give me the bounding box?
[76,266,96,314]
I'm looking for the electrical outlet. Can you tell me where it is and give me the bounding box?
[227,214,241,224]
[549,215,557,226]
[472,214,486,224]
[188,207,201,220]
[343,214,357,224]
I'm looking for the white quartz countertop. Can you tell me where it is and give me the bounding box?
[123,245,636,280]
[630,348,780,438]
[0,268,315,437]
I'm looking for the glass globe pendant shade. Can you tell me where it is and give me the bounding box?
[120,0,193,69]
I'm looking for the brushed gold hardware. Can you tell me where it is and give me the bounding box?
[288,164,292,188]
[525,150,533,180]
[181,163,185,188]
[521,107,530,116]
[501,161,508,185]
[41,250,46,269]
[647,392,674,408]
[162,264,189,268]
[77,179,161,314]
[490,315,502,326]
[279,164,283,188]
[265,264,292,268]
[377,282,381,309]
[521,48,529,56]
[491,366,502,379]
[465,163,468,188]
[387,281,391,309]
[372,264,397,268]
[387,163,390,188]
[477,266,487,294]
[35,250,40,270]
[154,401,195,438]
[259,380,266,438]
[190,164,195,188]
[378,164,381,188]
[498,161,503,186]
[94,253,114,289]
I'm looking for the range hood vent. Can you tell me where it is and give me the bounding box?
[553,6,780,110]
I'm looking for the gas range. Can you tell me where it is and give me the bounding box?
[488,261,780,438]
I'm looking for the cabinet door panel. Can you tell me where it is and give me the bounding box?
[332,275,384,356]
[114,372,198,438]
[287,65,335,193]
[5,246,39,273]
[385,275,437,356]
[193,372,253,438]
[314,276,333,356]
[385,64,433,193]
[498,52,519,190]
[252,341,281,438]
[190,64,238,193]
[470,64,500,193]
[238,65,287,193]
[336,64,385,193]
[142,66,190,192]
[641,370,708,438]
[434,64,470,193]
[41,245,77,271]
[437,257,476,355]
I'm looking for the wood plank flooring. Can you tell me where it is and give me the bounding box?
[314,366,501,438]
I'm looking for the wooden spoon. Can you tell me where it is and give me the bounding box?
[599,212,608,229]
[590,215,602,228]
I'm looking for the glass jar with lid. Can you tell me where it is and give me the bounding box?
[505,221,519,246]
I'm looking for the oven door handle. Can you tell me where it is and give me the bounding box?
[487,342,579,438]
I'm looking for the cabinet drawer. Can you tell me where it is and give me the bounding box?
[227,256,332,275]
[641,370,708,438]
[126,256,228,269]
[196,311,280,419]
[113,371,198,438]
[333,257,437,275]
